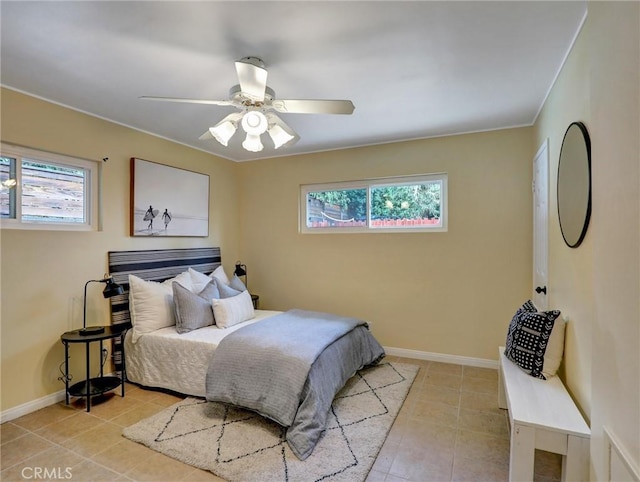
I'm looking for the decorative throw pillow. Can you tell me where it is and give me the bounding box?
[504,300,562,379]
[210,265,230,286]
[188,267,213,293]
[216,278,243,298]
[212,290,255,329]
[229,274,247,292]
[198,279,221,302]
[163,270,194,292]
[505,300,536,353]
[128,274,175,343]
[172,281,215,333]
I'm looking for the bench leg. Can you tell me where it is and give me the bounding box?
[498,362,507,409]
[510,423,535,482]
[562,435,589,482]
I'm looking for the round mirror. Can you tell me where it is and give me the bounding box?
[557,122,591,248]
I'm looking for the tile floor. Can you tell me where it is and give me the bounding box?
[1,357,562,482]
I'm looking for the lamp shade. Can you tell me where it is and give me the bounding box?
[242,133,264,152]
[234,262,247,277]
[102,278,124,298]
[209,112,243,146]
[266,113,299,149]
[203,110,299,153]
[268,125,294,149]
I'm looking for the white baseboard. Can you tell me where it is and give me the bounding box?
[383,346,498,369]
[1,390,66,424]
[1,371,119,423]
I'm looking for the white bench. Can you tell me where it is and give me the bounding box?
[498,347,590,482]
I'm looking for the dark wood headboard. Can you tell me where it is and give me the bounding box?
[107,247,221,373]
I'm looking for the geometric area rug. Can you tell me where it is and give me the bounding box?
[123,362,418,482]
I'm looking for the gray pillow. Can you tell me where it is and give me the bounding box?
[229,274,247,292]
[172,281,215,333]
[216,279,243,298]
[199,279,220,301]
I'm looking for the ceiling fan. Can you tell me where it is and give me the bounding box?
[140,57,355,153]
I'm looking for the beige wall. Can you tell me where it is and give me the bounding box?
[0,90,534,413]
[238,128,534,360]
[533,16,592,418]
[0,88,241,411]
[588,2,640,479]
[535,3,640,479]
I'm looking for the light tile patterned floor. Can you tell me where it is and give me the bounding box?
[1,357,562,481]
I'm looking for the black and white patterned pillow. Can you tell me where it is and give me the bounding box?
[504,300,561,379]
[505,300,536,353]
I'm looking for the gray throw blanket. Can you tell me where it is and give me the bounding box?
[205,309,384,459]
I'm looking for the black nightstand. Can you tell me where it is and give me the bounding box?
[60,325,126,412]
[251,294,259,309]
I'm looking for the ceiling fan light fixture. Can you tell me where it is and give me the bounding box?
[241,110,268,136]
[149,57,353,155]
[242,133,264,152]
[207,112,243,146]
[210,123,236,147]
[266,113,299,149]
[268,125,295,149]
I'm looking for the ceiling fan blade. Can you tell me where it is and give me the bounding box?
[235,57,268,102]
[271,99,355,115]
[140,96,235,106]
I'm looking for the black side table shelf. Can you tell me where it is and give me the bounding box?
[60,325,126,412]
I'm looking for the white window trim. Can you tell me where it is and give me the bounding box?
[0,143,100,231]
[300,173,448,234]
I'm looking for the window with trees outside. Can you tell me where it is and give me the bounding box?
[300,173,447,233]
[0,143,100,231]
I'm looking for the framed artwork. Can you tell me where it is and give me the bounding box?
[130,158,209,237]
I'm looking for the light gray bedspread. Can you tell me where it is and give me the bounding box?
[205,309,385,459]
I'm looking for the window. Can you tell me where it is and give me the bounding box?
[0,143,100,231]
[300,173,447,233]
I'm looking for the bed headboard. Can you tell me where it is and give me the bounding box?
[107,246,221,327]
[107,247,221,373]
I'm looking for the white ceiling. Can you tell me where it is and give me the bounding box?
[1,1,586,162]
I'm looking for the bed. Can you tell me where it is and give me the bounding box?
[107,248,385,460]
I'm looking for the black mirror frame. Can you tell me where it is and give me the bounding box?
[557,121,592,248]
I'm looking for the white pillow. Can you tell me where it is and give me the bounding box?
[128,274,175,343]
[212,290,255,329]
[210,265,230,286]
[188,267,213,293]
[158,269,193,292]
